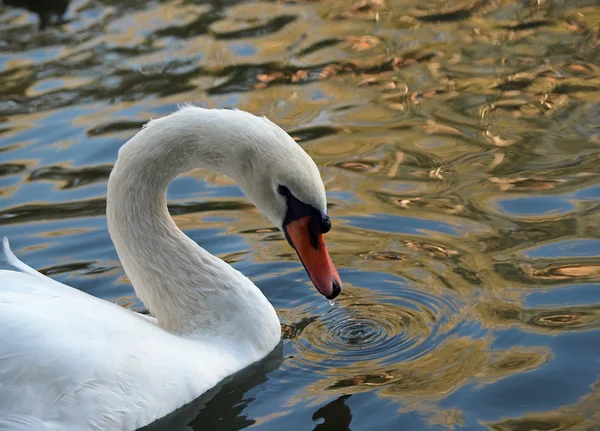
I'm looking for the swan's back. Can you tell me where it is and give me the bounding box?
[0,240,258,431]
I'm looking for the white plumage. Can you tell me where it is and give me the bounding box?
[0,106,331,430]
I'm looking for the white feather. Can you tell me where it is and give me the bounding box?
[0,107,330,430]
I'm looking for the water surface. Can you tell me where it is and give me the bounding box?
[1,0,600,429]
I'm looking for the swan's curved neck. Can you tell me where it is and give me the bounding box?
[106,109,279,346]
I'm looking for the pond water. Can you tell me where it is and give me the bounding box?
[1,0,600,430]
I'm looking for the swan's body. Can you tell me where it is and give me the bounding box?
[0,107,341,430]
[0,259,274,431]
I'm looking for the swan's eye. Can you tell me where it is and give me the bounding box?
[278,185,291,197]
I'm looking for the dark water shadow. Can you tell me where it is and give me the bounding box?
[0,200,254,226]
[2,0,71,29]
[312,395,353,431]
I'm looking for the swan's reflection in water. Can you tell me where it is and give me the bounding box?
[312,395,352,431]
[3,0,71,29]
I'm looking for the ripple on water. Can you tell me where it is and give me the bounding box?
[288,281,464,378]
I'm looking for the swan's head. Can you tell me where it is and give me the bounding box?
[209,109,342,300]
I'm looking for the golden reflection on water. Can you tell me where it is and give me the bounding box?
[1,0,600,429]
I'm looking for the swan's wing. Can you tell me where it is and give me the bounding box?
[0,270,241,430]
[0,271,177,429]
[0,272,138,424]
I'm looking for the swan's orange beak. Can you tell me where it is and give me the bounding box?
[284,216,342,299]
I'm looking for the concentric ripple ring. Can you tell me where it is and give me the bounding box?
[290,285,463,374]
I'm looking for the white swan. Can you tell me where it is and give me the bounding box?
[0,106,342,431]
